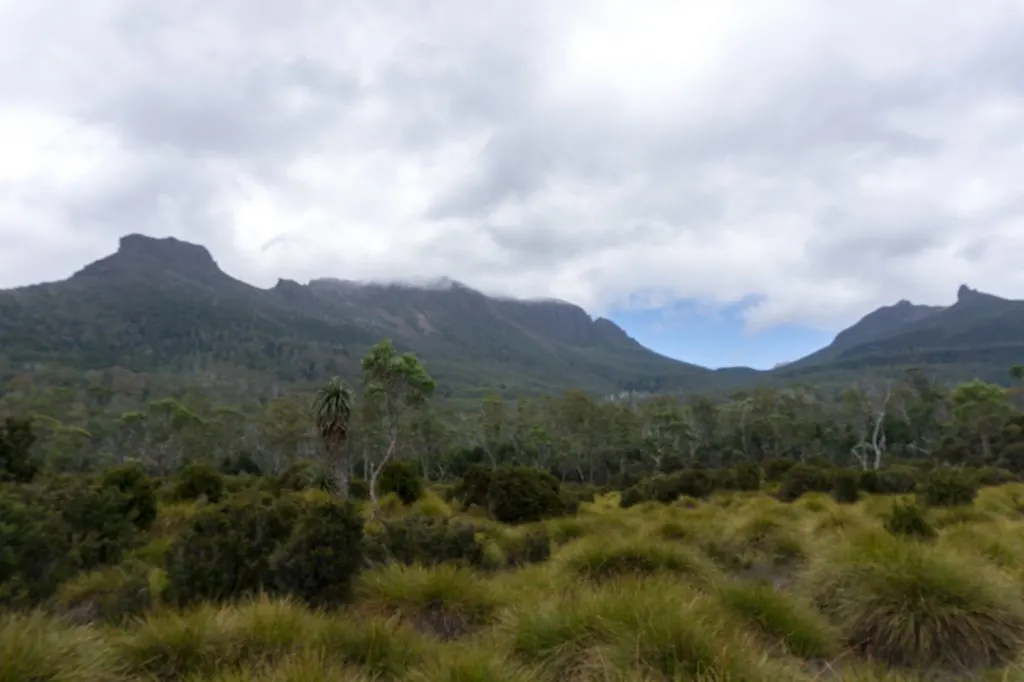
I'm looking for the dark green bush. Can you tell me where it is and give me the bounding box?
[504,526,552,567]
[101,463,158,530]
[487,467,565,524]
[363,515,486,568]
[164,491,298,606]
[619,484,647,509]
[919,468,979,508]
[0,487,72,607]
[452,464,494,509]
[831,470,861,504]
[349,477,370,500]
[172,462,225,503]
[763,457,797,481]
[670,468,717,499]
[377,460,423,505]
[860,466,919,494]
[272,461,311,492]
[884,500,936,539]
[777,463,834,502]
[0,417,38,483]
[219,452,262,476]
[269,497,364,606]
[727,461,763,491]
[972,467,1018,486]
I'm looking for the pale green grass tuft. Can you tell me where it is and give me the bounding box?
[803,528,1024,670]
[562,536,721,586]
[0,611,126,682]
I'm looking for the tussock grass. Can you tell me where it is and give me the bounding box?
[354,564,503,639]
[187,652,369,681]
[0,611,125,682]
[405,645,541,682]
[562,536,721,586]
[411,490,455,518]
[507,578,804,681]
[713,580,838,660]
[803,528,1024,670]
[117,595,427,680]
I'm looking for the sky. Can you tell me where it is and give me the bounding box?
[2,1,1024,369]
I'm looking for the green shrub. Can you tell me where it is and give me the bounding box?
[364,515,487,568]
[973,467,1018,486]
[763,457,797,481]
[164,492,298,606]
[452,464,495,509]
[378,460,423,505]
[919,468,979,508]
[269,497,364,606]
[172,462,224,503]
[861,466,919,494]
[55,559,162,624]
[0,488,74,607]
[831,470,860,504]
[777,463,834,502]
[619,484,646,509]
[502,526,552,567]
[483,467,565,524]
[348,477,370,500]
[727,461,764,491]
[670,468,717,499]
[219,452,262,476]
[101,463,158,530]
[883,500,936,539]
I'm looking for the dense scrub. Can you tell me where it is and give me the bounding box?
[6,461,1024,681]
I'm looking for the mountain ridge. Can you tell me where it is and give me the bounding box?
[1,233,1021,399]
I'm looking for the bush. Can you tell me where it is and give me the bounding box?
[883,500,936,539]
[804,530,1024,669]
[55,559,163,624]
[619,484,646,509]
[973,466,1018,486]
[727,461,763,491]
[763,457,797,481]
[452,465,494,509]
[363,515,487,568]
[502,526,552,567]
[219,452,262,477]
[172,462,224,503]
[670,468,717,499]
[378,460,423,505]
[165,492,298,606]
[269,497,364,606]
[860,466,919,494]
[831,470,860,504]
[101,463,158,530]
[565,538,720,585]
[919,468,979,508]
[777,463,834,502]
[476,466,565,524]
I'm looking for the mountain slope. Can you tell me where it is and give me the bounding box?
[780,285,1024,384]
[0,234,724,399]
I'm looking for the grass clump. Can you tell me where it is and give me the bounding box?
[883,500,936,539]
[354,563,503,639]
[802,529,1024,670]
[0,611,125,682]
[562,536,720,586]
[713,580,838,660]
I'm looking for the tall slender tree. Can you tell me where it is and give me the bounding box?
[312,377,355,499]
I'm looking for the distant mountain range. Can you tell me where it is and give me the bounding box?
[0,234,1020,401]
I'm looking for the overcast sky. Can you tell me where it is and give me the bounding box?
[3,1,1024,367]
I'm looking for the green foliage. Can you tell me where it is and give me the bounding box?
[378,459,424,505]
[884,500,937,539]
[269,497,364,606]
[363,515,487,568]
[0,417,37,483]
[502,526,552,567]
[919,468,980,508]
[763,457,797,481]
[831,469,861,504]
[101,463,158,530]
[777,463,834,502]
[219,452,262,476]
[860,466,920,494]
[172,462,224,503]
[56,559,163,625]
[486,467,565,524]
[725,461,763,491]
[165,492,298,606]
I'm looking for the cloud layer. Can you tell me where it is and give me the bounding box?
[3,0,1024,331]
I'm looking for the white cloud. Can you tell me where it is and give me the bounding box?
[2,0,1024,333]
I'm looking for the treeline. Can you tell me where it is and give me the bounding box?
[4,352,1024,490]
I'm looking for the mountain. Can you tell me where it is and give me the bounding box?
[0,235,747,400]
[779,284,1024,385]
[1,234,1020,404]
